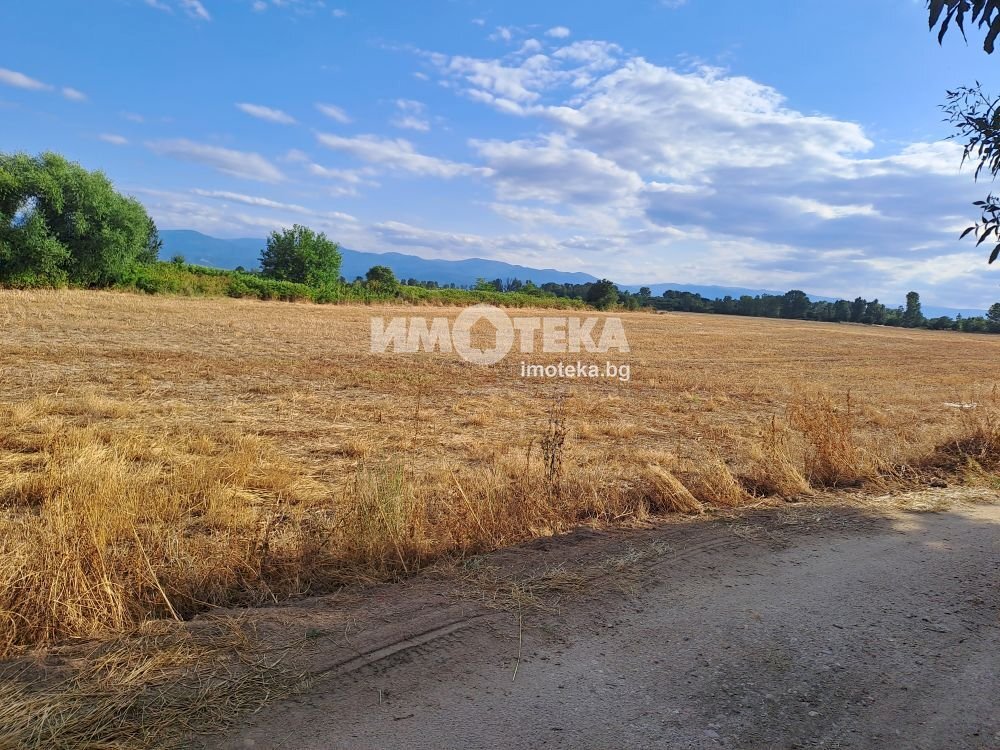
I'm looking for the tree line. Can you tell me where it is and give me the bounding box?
[470,277,1000,333]
[4,150,999,330]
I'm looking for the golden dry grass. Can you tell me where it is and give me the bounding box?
[2,287,1000,661]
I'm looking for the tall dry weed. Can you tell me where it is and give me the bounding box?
[740,416,811,497]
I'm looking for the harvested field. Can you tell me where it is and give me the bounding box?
[1,287,999,658]
[0,291,1000,748]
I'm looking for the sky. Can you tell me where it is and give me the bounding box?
[3,0,1000,308]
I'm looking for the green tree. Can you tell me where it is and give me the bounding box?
[903,291,924,327]
[780,289,811,319]
[849,296,868,323]
[143,217,163,264]
[586,279,619,310]
[987,301,1000,331]
[863,299,887,325]
[365,264,399,295]
[260,224,341,287]
[474,277,503,292]
[0,151,158,287]
[833,299,852,322]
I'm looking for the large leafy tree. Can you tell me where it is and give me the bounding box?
[0,152,158,286]
[903,291,925,327]
[365,264,399,294]
[780,289,810,319]
[928,2,1000,262]
[260,224,342,287]
[585,279,620,310]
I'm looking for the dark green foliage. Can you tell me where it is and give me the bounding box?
[780,290,810,319]
[929,0,1000,53]
[260,224,342,287]
[365,264,399,296]
[941,85,1000,262]
[585,279,619,310]
[142,217,163,264]
[0,151,158,287]
[987,302,1000,331]
[474,278,504,292]
[903,291,925,327]
[928,4,1000,262]
[0,211,70,286]
[226,274,314,302]
[123,262,232,296]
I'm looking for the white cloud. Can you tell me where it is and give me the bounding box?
[545,26,571,38]
[252,0,333,14]
[551,40,621,69]
[191,189,308,212]
[179,0,211,20]
[316,132,488,179]
[145,0,210,19]
[190,188,357,222]
[473,134,643,206]
[440,53,558,104]
[235,102,297,124]
[147,139,285,182]
[98,133,129,146]
[392,116,430,132]
[0,68,86,103]
[315,102,352,123]
[112,30,999,309]
[411,39,996,305]
[491,26,514,42]
[0,68,51,91]
[306,163,380,195]
[782,197,880,221]
[391,99,430,131]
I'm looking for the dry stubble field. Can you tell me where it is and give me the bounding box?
[2,288,1000,746]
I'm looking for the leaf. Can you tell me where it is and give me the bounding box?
[985,17,1000,51]
[930,0,947,28]
[989,243,1000,263]
[939,8,953,43]
[961,225,977,239]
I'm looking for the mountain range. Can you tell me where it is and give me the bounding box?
[160,230,984,318]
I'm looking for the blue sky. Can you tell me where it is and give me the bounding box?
[3,0,1000,307]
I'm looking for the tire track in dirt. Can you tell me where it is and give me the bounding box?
[204,495,999,750]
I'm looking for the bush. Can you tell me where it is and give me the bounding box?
[364,265,400,297]
[120,262,231,297]
[260,225,341,288]
[0,152,159,287]
[226,274,314,302]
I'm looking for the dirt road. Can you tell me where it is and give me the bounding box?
[209,495,999,750]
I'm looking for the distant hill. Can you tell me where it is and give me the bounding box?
[159,230,985,318]
[160,230,598,287]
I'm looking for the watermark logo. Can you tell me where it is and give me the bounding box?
[520,361,631,382]
[370,305,630,373]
